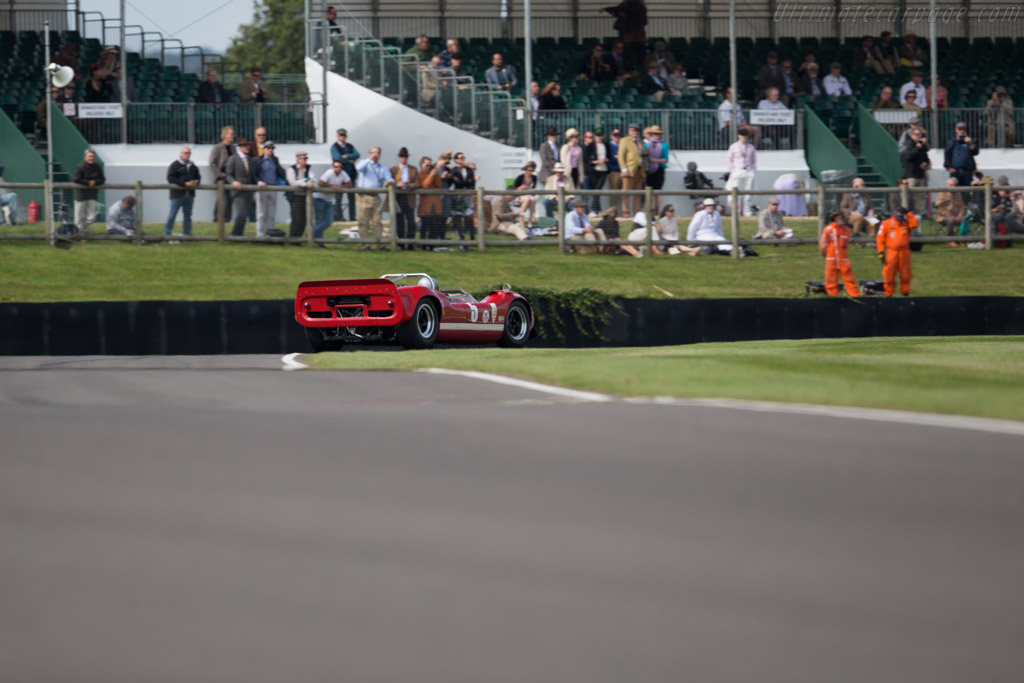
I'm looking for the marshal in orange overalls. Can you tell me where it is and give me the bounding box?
[876,211,919,296]
[818,219,860,296]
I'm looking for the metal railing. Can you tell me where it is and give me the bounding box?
[61,104,318,145]
[534,109,805,151]
[868,107,1022,148]
[3,180,1018,259]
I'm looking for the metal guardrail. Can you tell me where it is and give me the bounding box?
[868,107,1022,149]
[62,104,318,145]
[534,109,805,151]
[3,180,1019,260]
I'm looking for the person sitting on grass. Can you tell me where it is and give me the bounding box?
[657,205,701,255]
[564,199,606,254]
[753,197,795,240]
[686,197,729,255]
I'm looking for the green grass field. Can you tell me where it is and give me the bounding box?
[306,336,1024,421]
[2,217,1022,302]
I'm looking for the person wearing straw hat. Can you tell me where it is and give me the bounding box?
[390,147,420,249]
[542,162,576,217]
[644,124,668,214]
[617,122,646,217]
[686,197,728,255]
[559,128,583,186]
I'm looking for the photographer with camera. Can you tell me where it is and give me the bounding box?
[900,127,930,216]
[944,122,979,188]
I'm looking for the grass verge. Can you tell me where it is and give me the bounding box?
[2,218,1023,302]
[306,336,1024,422]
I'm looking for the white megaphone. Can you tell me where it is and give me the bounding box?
[47,64,75,88]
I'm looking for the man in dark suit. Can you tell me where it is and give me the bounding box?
[639,61,670,98]
[197,69,228,105]
[390,146,420,248]
[756,52,786,100]
[538,127,560,183]
[604,40,637,83]
[225,139,258,236]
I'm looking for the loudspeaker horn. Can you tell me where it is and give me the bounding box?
[48,64,75,88]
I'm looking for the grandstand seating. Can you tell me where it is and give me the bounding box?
[0,28,314,145]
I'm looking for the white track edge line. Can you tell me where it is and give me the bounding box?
[419,368,1024,436]
[417,368,613,402]
[281,353,308,371]
[622,397,1024,437]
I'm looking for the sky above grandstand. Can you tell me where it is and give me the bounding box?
[80,0,257,55]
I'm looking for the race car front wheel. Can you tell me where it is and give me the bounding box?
[304,326,344,352]
[397,299,439,350]
[498,301,530,348]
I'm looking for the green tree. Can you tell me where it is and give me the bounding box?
[225,0,304,74]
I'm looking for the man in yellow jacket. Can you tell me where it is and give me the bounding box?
[617,122,646,217]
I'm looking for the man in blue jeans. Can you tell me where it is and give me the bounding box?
[313,160,352,247]
[164,146,201,236]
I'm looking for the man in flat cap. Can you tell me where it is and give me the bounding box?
[330,128,359,220]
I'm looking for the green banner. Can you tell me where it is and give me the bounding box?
[802,106,857,180]
[0,109,46,219]
[857,104,901,186]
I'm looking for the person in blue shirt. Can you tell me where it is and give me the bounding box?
[354,146,395,250]
[254,142,287,238]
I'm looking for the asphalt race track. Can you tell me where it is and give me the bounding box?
[1,356,1023,683]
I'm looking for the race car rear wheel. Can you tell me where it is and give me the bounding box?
[304,326,344,352]
[497,301,530,348]
[397,299,439,350]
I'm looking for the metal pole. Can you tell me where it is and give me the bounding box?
[321,0,329,145]
[475,186,485,252]
[817,184,825,235]
[729,186,740,260]
[133,179,143,244]
[929,0,938,145]
[387,185,398,250]
[120,0,127,144]
[524,0,532,151]
[556,187,565,254]
[44,21,55,247]
[983,178,993,250]
[729,0,737,143]
[305,186,315,247]
[216,181,226,242]
[643,186,653,257]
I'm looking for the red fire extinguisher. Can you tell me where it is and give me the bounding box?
[27,200,40,223]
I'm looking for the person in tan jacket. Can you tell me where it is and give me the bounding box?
[838,177,877,244]
[617,122,646,216]
[390,147,420,249]
[490,190,529,240]
[933,177,967,246]
[416,156,445,249]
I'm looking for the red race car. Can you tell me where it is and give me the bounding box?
[295,273,536,351]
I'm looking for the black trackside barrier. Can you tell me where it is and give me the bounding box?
[0,297,1022,355]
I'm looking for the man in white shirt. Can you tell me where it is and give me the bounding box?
[725,127,757,216]
[686,197,729,254]
[823,62,852,99]
[899,71,926,105]
[312,160,352,247]
[354,145,395,249]
[757,87,788,110]
[563,199,605,254]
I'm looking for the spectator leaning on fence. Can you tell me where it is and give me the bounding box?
[390,147,420,249]
[165,146,200,237]
[254,141,286,238]
[209,126,235,221]
[617,123,646,216]
[225,139,259,237]
[313,160,353,247]
[73,148,105,234]
[330,128,359,221]
[934,177,968,246]
[105,196,137,236]
[417,155,444,248]
[354,146,395,250]
[285,151,314,239]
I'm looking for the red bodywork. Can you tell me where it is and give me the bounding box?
[294,277,535,344]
